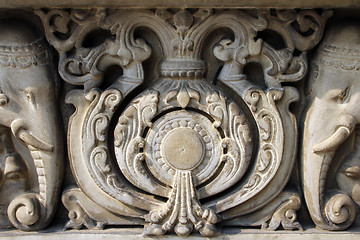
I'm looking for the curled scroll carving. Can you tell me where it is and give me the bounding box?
[224,191,302,231]
[38,8,330,236]
[36,9,153,92]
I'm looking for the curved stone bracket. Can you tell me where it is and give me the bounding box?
[62,187,144,230]
[223,191,303,231]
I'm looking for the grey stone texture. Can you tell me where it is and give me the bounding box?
[0,2,358,239]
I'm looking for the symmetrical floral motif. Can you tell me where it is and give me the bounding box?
[35,8,332,236]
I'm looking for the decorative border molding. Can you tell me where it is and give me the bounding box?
[0,0,360,8]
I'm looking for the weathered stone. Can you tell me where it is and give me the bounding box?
[301,20,360,231]
[34,8,330,236]
[0,18,63,231]
[0,0,360,8]
[0,3,357,240]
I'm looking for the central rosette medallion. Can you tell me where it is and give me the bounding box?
[113,73,253,236]
[143,110,223,187]
[43,7,330,237]
[161,127,204,170]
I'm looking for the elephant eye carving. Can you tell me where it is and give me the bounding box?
[21,88,36,107]
[5,171,25,180]
[338,87,350,104]
[327,88,350,103]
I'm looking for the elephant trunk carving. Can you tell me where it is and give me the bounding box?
[7,112,63,230]
[0,19,63,230]
[301,21,360,230]
[303,112,357,229]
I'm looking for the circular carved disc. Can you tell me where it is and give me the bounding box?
[161,127,204,170]
[145,110,222,186]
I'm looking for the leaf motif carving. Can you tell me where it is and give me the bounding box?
[206,92,227,128]
[177,90,190,108]
[49,8,331,236]
[258,115,271,141]
[258,147,273,172]
[244,174,261,189]
[164,90,178,104]
[91,146,111,174]
[139,90,159,127]
[164,82,201,108]
[94,114,109,142]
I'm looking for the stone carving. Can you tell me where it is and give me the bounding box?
[0,5,358,240]
[0,19,63,231]
[36,8,331,236]
[224,191,303,231]
[0,127,29,229]
[337,126,360,207]
[301,20,360,230]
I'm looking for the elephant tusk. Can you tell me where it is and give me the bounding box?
[10,119,54,152]
[18,130,53,152]
[344,166,360,178]
[313,126,352,153]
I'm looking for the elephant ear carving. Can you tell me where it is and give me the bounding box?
[0,19,64,231]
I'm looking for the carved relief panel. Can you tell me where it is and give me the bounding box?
[35,8,331,236]
[0,6,358,238]
[301,20,360,230]
[0,17,63,231]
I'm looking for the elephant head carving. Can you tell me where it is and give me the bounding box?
[0,19,63,230]
[301,20,360,230]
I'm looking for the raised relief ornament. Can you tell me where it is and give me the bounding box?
[37,8,330,236]
[301,20,360,231]
[0,18,63,231]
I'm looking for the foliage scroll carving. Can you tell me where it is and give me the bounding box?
[30,7,343,236]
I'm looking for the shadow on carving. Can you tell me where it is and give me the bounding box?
[34,8,333,236]
[300,19,360,230]
[0,16,64,231]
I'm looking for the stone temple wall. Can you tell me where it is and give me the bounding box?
[0,1,359,239]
